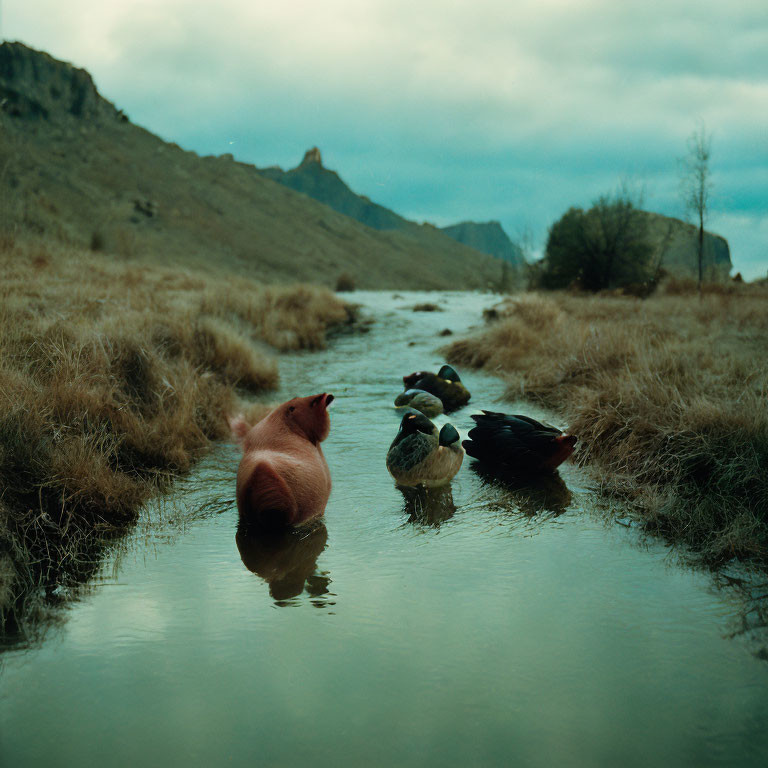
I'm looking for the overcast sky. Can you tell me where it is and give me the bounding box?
[5,0,767,278]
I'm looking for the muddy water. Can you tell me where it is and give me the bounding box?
[2,291,767,767]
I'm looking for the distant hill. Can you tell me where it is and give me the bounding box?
[641,211,732,281]
[0,42,507,290]
[440,221,525,266]
[259,149,526,269]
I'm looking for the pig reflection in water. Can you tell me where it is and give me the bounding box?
[236,522,331,603]
[398,484,457,528]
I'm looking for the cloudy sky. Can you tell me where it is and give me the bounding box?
[5,0,767,277]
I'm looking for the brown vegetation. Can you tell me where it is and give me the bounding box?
[335,272,356,292]
[0,236,353,643]
[444,281,768,567]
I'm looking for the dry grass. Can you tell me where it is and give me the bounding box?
[335,272,356,292]
[199,283,353,351]
[444,283,768,567]
[0,236,354,644]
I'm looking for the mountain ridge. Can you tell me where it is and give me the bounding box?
[258,147,527,268]
[258,146,420,233]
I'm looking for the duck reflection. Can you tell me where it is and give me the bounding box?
[398,484,457,527]
[236,521,332,605]
[470,462,573,516]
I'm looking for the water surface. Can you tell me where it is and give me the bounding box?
[2,291,767,767]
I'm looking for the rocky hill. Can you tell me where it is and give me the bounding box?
[642,211,732,281]
[440,220,524,266]
[259,147,416,232]
[0,42,506,290]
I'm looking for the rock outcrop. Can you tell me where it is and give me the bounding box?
[0,41,120,123]
[299,146,323,167]
[642,211,732,281]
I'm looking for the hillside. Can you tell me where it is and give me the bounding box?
[0,42,506,290]
[440,220,525,265]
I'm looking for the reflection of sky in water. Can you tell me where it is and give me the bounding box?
[2,292,768,767]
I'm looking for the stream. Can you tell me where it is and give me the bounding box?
[2,291,767,767]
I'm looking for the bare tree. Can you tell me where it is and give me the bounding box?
[681,123,712,293]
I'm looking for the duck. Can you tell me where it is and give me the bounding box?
[402,364,471,412]
[463,411,576,474]
[229,393,334,530]
[394,388,444,418]
[386,411,464,487]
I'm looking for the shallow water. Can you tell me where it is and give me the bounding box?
[2,291,768,767]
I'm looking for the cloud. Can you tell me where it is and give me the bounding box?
[711,213,768,280]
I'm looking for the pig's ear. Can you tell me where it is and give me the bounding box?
[309,393,334,409]
[229,415,251,446]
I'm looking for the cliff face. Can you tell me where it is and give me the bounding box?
[440,221,524,266]
[642,212,732,281]
[0,43,507,290]
[0,42,118,122]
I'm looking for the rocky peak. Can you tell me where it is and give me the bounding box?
[298,147,323,168]
[0,41,119,123]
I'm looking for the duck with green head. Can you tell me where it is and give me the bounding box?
[386,411,464,487]
[402,364,471,412]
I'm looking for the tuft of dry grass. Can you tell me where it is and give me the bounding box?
[199,283,354,351]
[0,236,354,644]
[335,272,356,292]
[444,287,768,567]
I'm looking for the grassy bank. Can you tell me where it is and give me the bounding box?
[445,282,768,568]
[0,236,353,643]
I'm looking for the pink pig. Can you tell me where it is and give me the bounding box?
[230,393,334,529]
